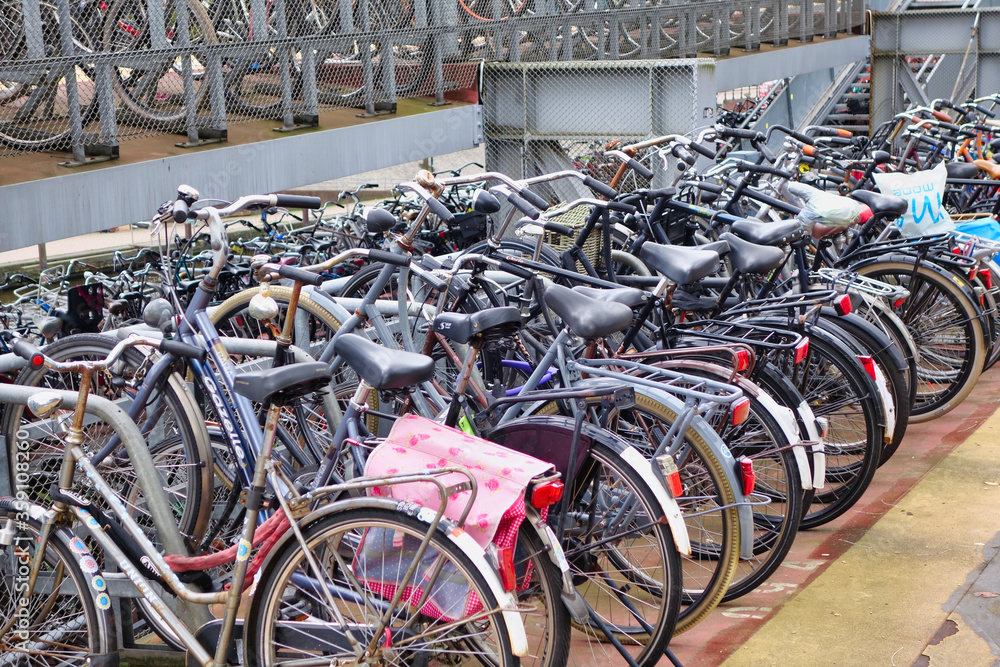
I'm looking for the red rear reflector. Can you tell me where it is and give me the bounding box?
[858,205,873,224]
[794,337,810,364]
[731,397,751,426]
[834,293,852,316]
[530,481,564,509]
[893,296,906,308]
[858,355,877,381]
[815,417,829,439]
[497,547,517,591]
[656,455,684,497]
[985,271,993,289]
[30,355,44,367]
[738,456,756,496]
[735,348,751,373]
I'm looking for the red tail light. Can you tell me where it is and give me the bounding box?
[656,455,684,497]
[530,481,564,509]
[30,354,44,367]
[794,337,810,364]
[834,293,852,316]
[858,355,877,381]
[735,348,751,372]
[893,296,906,308]
[731,397,751,426]
[738,457,756,496]
[984,271,993,289]
[815,417,829,439]
[496,547,517,591]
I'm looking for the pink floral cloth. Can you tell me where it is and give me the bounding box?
[365,414,555,550]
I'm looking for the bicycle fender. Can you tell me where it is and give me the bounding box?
[750,384,813,492]
[269,497,530,658]
[630,384,754,561]
[870,360,897,445]
[617,445,692,558]
[796,402,827,490]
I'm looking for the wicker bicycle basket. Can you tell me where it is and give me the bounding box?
[541,207,604,274]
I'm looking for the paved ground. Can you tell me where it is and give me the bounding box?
[667,366,1000,667]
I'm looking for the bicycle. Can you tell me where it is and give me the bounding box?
[0,332,529,666]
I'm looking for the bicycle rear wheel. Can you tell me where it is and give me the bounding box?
[244,504,517,666]
[485,415,682,666]
[853,258,985,421]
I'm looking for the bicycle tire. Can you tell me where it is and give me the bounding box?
[1,333,214,545]
[484,415,681,666]
[244,504,517,666]
[0,498,116,661]
[639,359,804,602]
[758,321,884,529]
[817,311,911,465]
[523,384,738,636]
[852,258,985,421]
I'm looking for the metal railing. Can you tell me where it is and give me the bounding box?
[0,0,861,162]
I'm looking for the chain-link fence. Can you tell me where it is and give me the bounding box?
[482,59,717,204]
[0,0,861,161]
[871,9,1000,134]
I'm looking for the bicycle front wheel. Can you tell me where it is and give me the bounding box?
[0,499,116,663]
[245,505,517,666]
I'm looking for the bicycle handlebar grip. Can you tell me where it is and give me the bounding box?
[505,192,541,220]
[788,130,815,145]
[608,201,638,214]
[976,104,997,118]
[277,264,326,287]
[583,176,618,199]
[368,249,411,268]
[815,126,852,138]
[172,199,191,224]
[12,338,44,367]
[626,159,654,180]
[497,260,536,280]
[426,196,456,223]
[541,221,574,237]
[275,195,322,210]
[758,142,777,163]
[519,188,550,210]
[716,127,758,140]
[932,109,953,122]
[688,141,717,158]
[158,338,208,362]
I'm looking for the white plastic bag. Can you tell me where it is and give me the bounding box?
[872,162,953,237]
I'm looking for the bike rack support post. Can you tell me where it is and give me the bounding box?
[273,0,320,132]
[174,0,225,148]
[55,0,112,167]
[744,0,762,51]
[355,0,378,117]
[20,0,44,59]
[94,63,121,156]
[300,45,320,122]
[204,51,229,141]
